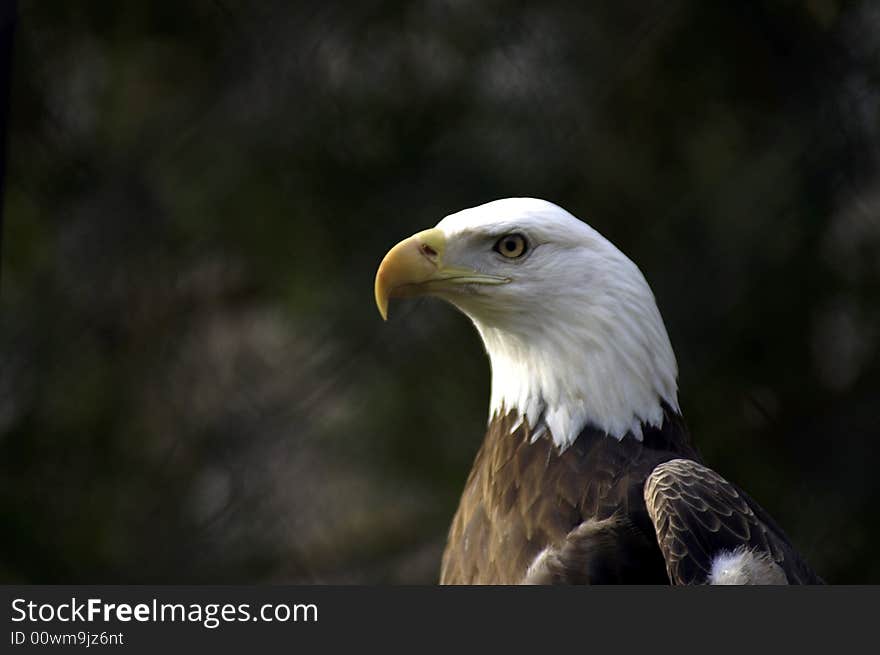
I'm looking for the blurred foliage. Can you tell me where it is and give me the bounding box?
[1,0,879,583]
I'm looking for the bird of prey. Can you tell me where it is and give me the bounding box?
[374,198,822,585]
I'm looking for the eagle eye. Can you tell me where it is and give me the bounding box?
[494,234,528,259]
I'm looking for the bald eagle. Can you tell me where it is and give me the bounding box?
[375,198,822,585]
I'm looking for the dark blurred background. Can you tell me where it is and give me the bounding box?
[1,0,878,583]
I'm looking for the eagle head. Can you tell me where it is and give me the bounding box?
[375,198,679,449]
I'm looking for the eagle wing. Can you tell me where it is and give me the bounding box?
[644,458,821,585]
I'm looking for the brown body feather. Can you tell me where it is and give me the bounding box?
[440,405,822,585]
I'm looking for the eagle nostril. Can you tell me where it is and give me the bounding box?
[421,244,438,258]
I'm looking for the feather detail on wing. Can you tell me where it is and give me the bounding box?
[644,458,820,585]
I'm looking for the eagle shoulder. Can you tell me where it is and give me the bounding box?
[644,458,822,585]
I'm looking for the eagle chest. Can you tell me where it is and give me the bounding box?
[440,421,634,584]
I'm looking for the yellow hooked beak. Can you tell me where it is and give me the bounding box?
[374,228,510,320]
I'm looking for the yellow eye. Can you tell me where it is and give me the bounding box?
[494,234,527,258]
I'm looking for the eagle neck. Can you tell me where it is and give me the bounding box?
[473,308,680,450]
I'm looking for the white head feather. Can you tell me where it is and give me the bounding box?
[434,198,679,450]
